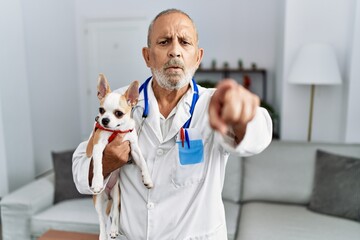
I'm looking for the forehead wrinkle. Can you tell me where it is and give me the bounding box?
[151,13,198,45]
[159,31,194,42]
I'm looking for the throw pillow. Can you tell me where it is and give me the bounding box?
[52,149,90,203]
[308,150,360,221]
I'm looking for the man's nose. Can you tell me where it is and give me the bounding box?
[168,42,181,58]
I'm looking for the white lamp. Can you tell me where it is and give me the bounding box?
[288,44,342,141]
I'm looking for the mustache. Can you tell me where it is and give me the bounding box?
[163,59,185,70]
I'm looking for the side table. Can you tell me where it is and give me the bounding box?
[38,229,99,240]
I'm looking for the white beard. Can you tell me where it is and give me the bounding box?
[152,63,196,91]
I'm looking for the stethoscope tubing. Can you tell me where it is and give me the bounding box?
[138,77,199,127]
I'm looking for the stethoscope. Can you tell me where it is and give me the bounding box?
[136,76,199,139]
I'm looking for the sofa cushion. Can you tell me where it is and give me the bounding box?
[308,150,360,221]
[242,141,360,204]
[52,150,90,203]
[237,202,360,240]
[223,200,240,240]
[31,198,99,238]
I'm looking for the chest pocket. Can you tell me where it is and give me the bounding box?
[171,128,206,187]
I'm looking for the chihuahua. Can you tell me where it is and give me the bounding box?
[86,73,153,240]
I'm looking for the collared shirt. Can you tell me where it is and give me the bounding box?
[72,79,272,240]
[159,101,178,141]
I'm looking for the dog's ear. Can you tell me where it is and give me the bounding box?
[125,81,139,107]
[97,73,111,100]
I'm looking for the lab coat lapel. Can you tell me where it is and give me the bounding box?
[144,80,163,143]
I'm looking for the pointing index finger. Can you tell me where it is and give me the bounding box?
[208,79,238,134]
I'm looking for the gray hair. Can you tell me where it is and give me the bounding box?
[147,9,199,47]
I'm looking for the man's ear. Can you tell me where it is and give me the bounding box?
[142,47,151,67]
[196,48,204,68]
[125,81,139,107]
[97,73,111,100]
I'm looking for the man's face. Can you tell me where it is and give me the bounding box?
[143,12,204,90]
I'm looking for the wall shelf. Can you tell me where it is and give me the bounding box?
[195,68,267,101]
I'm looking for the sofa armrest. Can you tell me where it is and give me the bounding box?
[0,172,55,240]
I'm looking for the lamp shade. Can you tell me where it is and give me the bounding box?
[288,44,342,85]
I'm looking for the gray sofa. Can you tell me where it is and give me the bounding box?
[1,141,360,240]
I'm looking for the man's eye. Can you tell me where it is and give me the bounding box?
[181,39,191,45]
[99,108,105,114]
[158,40,168,45]
[114,110,124,118]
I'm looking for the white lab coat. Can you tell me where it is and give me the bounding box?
[73,79,272,240]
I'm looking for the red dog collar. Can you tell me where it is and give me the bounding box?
[95,122,133,143]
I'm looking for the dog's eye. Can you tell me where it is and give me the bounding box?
[114,110,124,118]
[99,108,105,114]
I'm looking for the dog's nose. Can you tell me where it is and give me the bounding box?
[102,118,110,126]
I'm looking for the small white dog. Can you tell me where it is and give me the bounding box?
[86,73,153,240]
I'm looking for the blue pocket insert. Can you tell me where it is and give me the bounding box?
[177,140,204,165]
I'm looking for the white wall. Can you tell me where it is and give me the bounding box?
[345,0,360,143]
[75,0,284,138]
[0,0,35,191]
[20,0,81,175]
[280,0,357,142]
[0,0,82,192]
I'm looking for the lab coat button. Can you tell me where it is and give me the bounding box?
[147,202,155,210]
[156,149,164,156]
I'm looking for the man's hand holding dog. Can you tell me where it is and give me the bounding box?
[88,135,130,185]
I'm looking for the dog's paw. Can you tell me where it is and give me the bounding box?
[144,180,154,189]
[109,231,119,239]
[91,181,103,193]
[110,220,119,238]
[92,187,102,194]
[142,176,154,189]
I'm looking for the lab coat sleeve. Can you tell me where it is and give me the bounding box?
[215,107,272,156]
[72,141,111,195]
